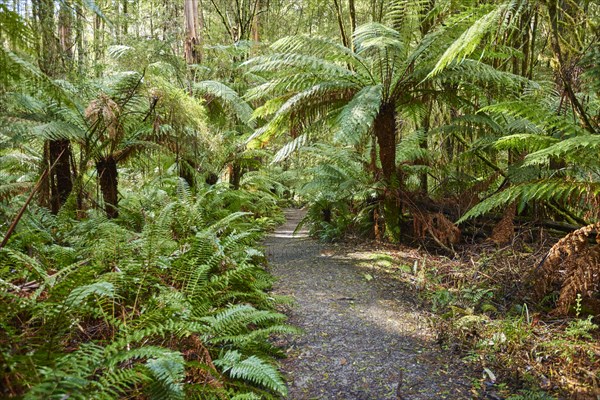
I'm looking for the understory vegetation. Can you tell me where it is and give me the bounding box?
[1,172,299,398]
[2,0,600,397]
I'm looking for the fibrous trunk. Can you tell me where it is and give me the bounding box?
[96,156,118,218]
[229,162,242,190]
[47,139,74,214]
[374,103,401,242]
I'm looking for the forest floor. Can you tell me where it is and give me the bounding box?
[264,209,476,399]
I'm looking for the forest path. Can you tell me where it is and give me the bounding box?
[264,209,474,400]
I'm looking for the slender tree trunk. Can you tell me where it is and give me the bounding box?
[184,0,201,64]
[251,0,261,42]
[374,103,401,242]
[332,0,349,48]
[123,0,128,35]
[75,1,85,75]
[58,0,73,72]
[348,0,356,33]
[96,156,119,218]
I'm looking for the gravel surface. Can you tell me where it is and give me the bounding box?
[264,209,475,400]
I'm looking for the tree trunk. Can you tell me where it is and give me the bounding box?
[35,0,76,214]
[46,139,74,214]
[58,0,73,72]
[332,0,349,48]
[96,156,119,218]
[229,162,242,190]
[123,0,128,36]
[184,0,201,64]
[348,0,356,33]
[374,103,401,242]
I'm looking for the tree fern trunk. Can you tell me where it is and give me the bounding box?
[229,162,242,190]
[96,156,119,218]
[45,139,74,214]
[374,103,401,242]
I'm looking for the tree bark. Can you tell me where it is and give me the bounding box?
[184,0,202,64]
[58,0,73,72]
[348,0,356,33]
[35,0,76,214]
[97,156,119,218]
[45,140,74,214]
[374,103,401,242]
[229,162,242,190]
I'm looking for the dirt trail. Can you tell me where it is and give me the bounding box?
[265,209,474,400]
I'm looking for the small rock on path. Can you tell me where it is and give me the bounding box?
[264,209,474,400]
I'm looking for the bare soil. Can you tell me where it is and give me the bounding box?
[264,209,476,399]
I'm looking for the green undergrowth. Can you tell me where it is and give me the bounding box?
[0,176,296,399]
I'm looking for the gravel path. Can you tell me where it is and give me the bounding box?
[264,209,474,400]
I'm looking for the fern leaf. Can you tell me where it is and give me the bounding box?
[429,2,513,77]
[215,350,287,396]
[194,80,255,128]
[333,85,382,145]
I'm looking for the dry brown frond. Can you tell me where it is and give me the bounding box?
[85,94,123,144]
[489,202,516,245]
[414,211,461,247]
[536,222,600,315]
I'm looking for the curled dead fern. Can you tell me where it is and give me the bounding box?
[536,222,600,315]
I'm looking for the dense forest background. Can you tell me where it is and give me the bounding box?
[1,0,599,398]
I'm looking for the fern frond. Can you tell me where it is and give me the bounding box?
[458,180,600,223]
[214,350,287,396]
[429,2,515,77]
[494,134,559,153]
[243,53,359,81]
[270,35,367,73]
[145,350,185,400]
[272,133,309,163]
[523,134,600,167]
[65,281,116,308]
[333,85,382,145]
[481,101,588,138]
[194,80,255,128]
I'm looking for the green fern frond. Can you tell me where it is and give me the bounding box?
[65,281,116,308]
[333,85,382,145]
[214,350,287,396]
[495,134,559,153]
[145,350,185,400]
[458,180,600,223]
[524,134,600,167]
[429,2,515,77]
[272,133,309,163]
[481,101,588,138]
[243,53,359,80]
[202,304,287,339]
[194,80,255,128]
[34,120,86,142]
[270,35,367,72]
[445,59,535,90]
